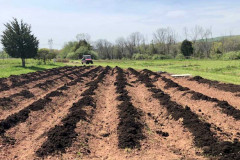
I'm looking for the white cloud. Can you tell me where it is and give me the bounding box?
[0,0,240,49]
[166,10,187,18]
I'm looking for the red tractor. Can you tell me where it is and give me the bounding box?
[81,55,93,64]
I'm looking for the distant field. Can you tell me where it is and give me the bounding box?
[0,59,66,78]
[1,59,240,84]
[93,59,240,84]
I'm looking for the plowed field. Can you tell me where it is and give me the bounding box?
[0,66,240,160]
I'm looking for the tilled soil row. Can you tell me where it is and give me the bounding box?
[0,66,87,100]
[0,66,103,160]
[0,67,88,110]
[114,66,144,149]
[0,66,93,120]
[189,76,240,93]
[126,71,205,159]
[33,66,90,90]
[151,73,240,143]
[163,74,240,108]
[36,66,110,157]
[0,66,75,92]
[129,68,240,160]
[0,66,102,142]
[159,76,240,121]
[0,90,56,144]
[0,90,34,110]
[80,71,124,159]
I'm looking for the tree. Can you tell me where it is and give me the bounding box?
[115,37,126,58]
[0,50,9,59]
[1,18,39,67]
[60,41,78,58]
[95,39,113,59]
[76,33,91,43]
[153,27,177,55]
[75,46,89,59]
[36,48,52,64]
[181,40,193,58]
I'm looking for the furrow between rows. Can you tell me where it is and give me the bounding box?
[129,68,240,160]
[36,66,110,158]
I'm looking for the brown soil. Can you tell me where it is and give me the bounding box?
[189,75,240,93]
[126,73,205,159]
[164,74,240,108]
[0,66,93,120]
[0,68,100,160]
[154,77,240,142]
[0,66,239,160]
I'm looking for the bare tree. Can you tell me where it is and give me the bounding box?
[76,33,91,43]
[190,25,204,43]
[200,27,212,57]
[95,39,113,59]
[153,27,177,55]
[125,32,144,57]
[166,27,177,55]
[191,26,213,58]
[115,37,126,58]
[183,27,189,40]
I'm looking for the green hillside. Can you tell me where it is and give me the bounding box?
[198,35,240,42]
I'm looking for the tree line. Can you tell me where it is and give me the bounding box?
[93,26,240,60]
[60,26,240,60]
[1,18,240,67]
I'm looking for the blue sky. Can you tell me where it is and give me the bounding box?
[0,0,240,49]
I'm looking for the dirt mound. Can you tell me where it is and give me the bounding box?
[0,97,52,136]
[34,80,56,90]
[161,76,190,91]
[36,96,94,157]
[1,66,240,160]
[0,82,9,92]
[0,97,13,109]
[13,90,34,98]
[190,76,240,93]
[45,91,63,98]
[117,101,144,148]
[36,67,109,157]
[115,67,144,149]
[129,68,240,160]
[191,92,240,120]
[191,92,218,102]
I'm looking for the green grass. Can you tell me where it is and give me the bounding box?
[0,59,67,78]
[1,58,240,85]
[92,59,240,84]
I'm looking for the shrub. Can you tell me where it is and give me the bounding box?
[36,48,52,64]
[132,53,149,60]
[152,54,173,60]
[210,53,222,60]
[56,58,69,63]
[66,52,79,60]
[175,53,185,60]
[221,51,240,60]
[75,46,89,58]
[88,50,98,59]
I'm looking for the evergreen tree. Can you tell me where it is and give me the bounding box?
[181,39,193,58]
[1,18,39,67]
